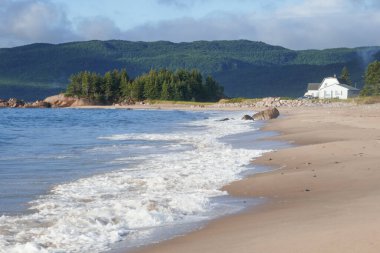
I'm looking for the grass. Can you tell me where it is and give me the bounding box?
[351,96,380,104]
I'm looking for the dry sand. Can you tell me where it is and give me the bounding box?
[131,105,380,253]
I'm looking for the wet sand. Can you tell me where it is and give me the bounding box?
[131,105,380,253]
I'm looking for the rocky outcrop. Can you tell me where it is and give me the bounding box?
[44,94,100,107]
[0,99,8,107]
[252,107,280,120]
[0,98,52,108]
[24,100,52,108]
[7,98,25,108]
[242,115,253,120]
[44,94,78,107]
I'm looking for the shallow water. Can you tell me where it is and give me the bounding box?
[0,108,271,253]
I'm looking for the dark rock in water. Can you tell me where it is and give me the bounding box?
[252,107,280,120]
[242,115,253,120]
[7,98,25,108]
[218,118,230,121]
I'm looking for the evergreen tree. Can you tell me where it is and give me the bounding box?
[103,71,113,102]
[130,78,145,100]
[340,66,352,86]
[360,61,380,96]
[66,73,82,96]
[81,71,90,97]
[65,68,224,102]
[90,72,102,101]
[119,69,130,99]
[160,81,171,100]
[144,70,159,99]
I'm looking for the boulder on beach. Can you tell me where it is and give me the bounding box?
[252,107,280,120]
[242,115,253,120]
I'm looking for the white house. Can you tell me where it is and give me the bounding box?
[304,76,359,99]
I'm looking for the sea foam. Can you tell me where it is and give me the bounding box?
[0,111,268,253]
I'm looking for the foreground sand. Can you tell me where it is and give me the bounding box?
[131,104,380,253]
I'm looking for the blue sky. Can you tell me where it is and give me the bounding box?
[0,0,379,49]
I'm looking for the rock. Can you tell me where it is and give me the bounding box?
[241,115,253,120]
[44,94,96,107]
[0,99,8,107]
[44,94,77,107]
[252,107,280,120]
[218,118,230,121]
[24,100,52,108]
[7,98,25,108]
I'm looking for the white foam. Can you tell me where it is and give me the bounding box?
[0,111,269,253]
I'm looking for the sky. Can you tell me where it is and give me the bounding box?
[0,0,379,49]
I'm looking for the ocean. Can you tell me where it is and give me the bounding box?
[0,108,271,253]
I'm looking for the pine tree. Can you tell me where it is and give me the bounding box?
[160,81,171,100]
[340,66,352,86]
[103,71,113,102]
[81,71,90,97]
[66,73,82,97]
[360,61,380,96]
[130,78,145,100]
[65,68,224,102]
[120,69,130,99]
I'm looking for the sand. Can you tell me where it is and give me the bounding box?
[130,104,380,253]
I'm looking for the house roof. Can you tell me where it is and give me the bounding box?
[319,82,360,91]
[307,83,321,91]
[338,83,360,91]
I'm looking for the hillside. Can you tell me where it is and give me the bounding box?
[0,40,379,101]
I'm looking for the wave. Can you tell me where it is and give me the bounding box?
[0,111,269,253]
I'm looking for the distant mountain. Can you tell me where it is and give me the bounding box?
[0,40,379,101]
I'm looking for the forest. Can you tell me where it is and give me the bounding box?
[65,68,224,103]
[1,40,380,100]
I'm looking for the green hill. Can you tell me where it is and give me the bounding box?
[0,40,379,101]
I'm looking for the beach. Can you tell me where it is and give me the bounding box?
[132,104,380,253]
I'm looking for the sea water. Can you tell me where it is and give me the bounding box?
[0,108,270,253]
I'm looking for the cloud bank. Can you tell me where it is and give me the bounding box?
[0,0,380,49]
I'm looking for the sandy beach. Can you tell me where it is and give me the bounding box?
[130,104,380,253]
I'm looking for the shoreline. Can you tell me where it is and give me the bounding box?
[130,105,380,253]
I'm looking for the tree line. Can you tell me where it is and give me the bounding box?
[65,69,224,103]
[337,62,380,97]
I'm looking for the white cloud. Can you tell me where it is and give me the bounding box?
[123,0,380,49]
[75,16,121,41]
[0,0,379,49]
[0,0,76,47]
